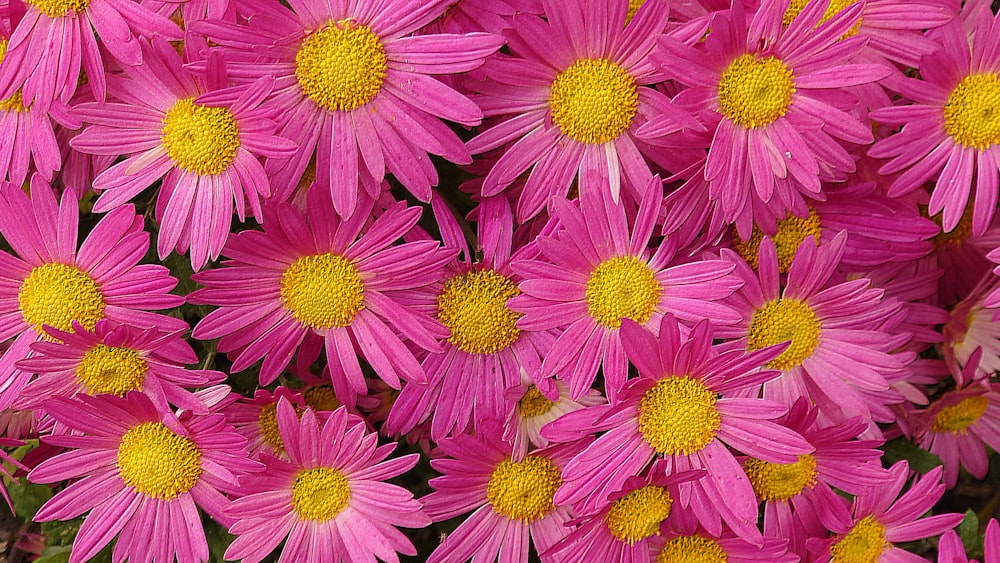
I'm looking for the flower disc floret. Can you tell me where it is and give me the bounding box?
[280,254,365,330]
[257,403,285,453]
[303,384,340,411]
[717,54,795,129]
[637,377,721,455]
[18,263,105,334]
[931,395,988,433]
[116,422,202,500]
[295,21,387,112]
[24,0,89,17]
[657,535,728,563]
[548,58,639,145]
[744,454,818,501]
[734,211,821,272]
[747,299,821,370]
[830,516,889,563]
[486,455,561,523]
[518,386,555,417]
[76,345,148,396]
[605,485,673,544]
[943,73,1000,150]
[782,0,862,36]
[437,270,521,355]
[585,256,660,329]
[291,467,350,521]
[160,98,240,176]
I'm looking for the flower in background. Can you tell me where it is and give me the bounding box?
[503,380,604,461]
[937,517,1000,563]
[224,400,428,563]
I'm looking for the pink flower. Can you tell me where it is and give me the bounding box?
[938,518,1000,563]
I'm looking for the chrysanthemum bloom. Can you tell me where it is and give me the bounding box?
[716,234,908,427]
[647,0,889,235]
[0,35,61,186]
[649,509,797,563]
[0,0,182,109]
[422,424,587,563]
[0,180,185,410]
[943,279,1000,373]
[938,517,1000,563]
[870,12,1000,237]
[15,319,224,413]
[503,380,604,461]
[467,0,703,220]
[224,400,428,563]
[189,187,454,401]
[546,315,811,542]
[512,181,741,401]
[808,462,963,563]
[195,0,503,215]
[71,38,297,270]
[29,392,259,563]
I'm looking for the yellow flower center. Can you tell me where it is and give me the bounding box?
[257,403,285,453]
[160,98,239,176]
[605,485,673,544]
[486,455,561,523]
[303,384,340,411]
[291,467,350,521]
[746,299,821,371]
[717,54,795,129]
[18,263,105,335]
[743,454,818,501]
[280,254,365,330]
[943,73,1000,150]
[931,205,974,249]
[518,385,556,418]
[24,0,89,17]
[0,41,24,113]
[585,256,660,329]
[931,395,988,433]
[116,422,202,500]
[626,0,646,23]
[75,345,148,396]
[295,21,387,112]
[548,59,639,144]
[733,210,821,272]
[830,516,889,563]
[782,0,863,36]
[638,377,721,455]
[657,535,728,563]
[437,270,521,355]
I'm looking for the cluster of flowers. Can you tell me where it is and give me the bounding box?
[2,0,1000,561]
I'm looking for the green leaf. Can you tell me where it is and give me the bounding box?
[958,509,984,560]
[880,437,942,474]
[8,478,52,520]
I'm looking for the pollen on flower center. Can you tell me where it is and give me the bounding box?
[0,42,25,113]
[626,0,646,23]
[717,54,795,129]
[24,0,89,17]
[18,263,105,335]
[437,270,521,355]
[944,73,1000,150]
[518,385,556,418]
[486,455,561,523]
[782,0,863,36]
[734,210,821,272]
[160,97,240,176]
[747,299,821,370]
[548,58,639,145]
[585,256,660,329]
[605,485,673,544]
[257,403,285,453]
[657,535,728,563]
[280,253,365,330]
[303,384,340,411]
[76,345,148,396]
[116,422,202,500]
[931,395,988,433]
[295,21,387,112]
[291,467,350,521]
[830,516,889,563]
[637,377,721,455]
[743,454,818,501]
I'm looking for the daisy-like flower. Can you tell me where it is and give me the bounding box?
[809,462,963,563]
[189,187,454,402]
[15,319,224,413]
[650,509,797,563]
[196,0,503,215]
[29,392,259,563]
[512,179,741,401]
[546,314,812,543]
[468,0,703,220]
[0,179,185,410]
[71,38,297,270]
[224,399,429,563]
[870,12,1000,237]
[716,233,907,427]
[647,0,890,235]
[422,423,587,563]
[0,0,182,109]
[503,380,604,461]
[944,279,1000,373]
